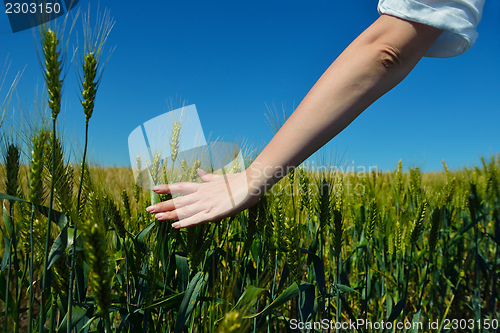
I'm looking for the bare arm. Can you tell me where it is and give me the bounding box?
[247,14,442,189]
[148,14,443,228]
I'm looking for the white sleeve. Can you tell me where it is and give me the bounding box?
[378,0,486,58]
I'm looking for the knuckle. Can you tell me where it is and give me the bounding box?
[176,182,190,192]
[172,197,182,207]
[178,206,190,218]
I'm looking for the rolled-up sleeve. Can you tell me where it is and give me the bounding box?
[378,0,486,58]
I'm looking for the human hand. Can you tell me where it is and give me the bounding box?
[146,168,261,228]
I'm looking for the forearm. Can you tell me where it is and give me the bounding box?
[150,15,443,228]
[247,14,442,191]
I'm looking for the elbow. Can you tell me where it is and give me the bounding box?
[377,43,404,69]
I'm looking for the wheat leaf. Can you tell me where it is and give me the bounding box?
[57,305,87,333]
[174,271,206,333]
[387,297,406,322]
[48,225,68,270]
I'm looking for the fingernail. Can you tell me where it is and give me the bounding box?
[172,222,179,228]
[146,206,154,212]
[152,186,160,191]
[155,213,165,219]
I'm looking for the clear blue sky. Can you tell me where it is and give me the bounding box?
[1,0,499,172]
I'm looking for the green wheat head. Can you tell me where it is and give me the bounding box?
[81,53,97,123]
[485,157,500,202]
[150,152,162,184]
[29,130,48,204]
[4,143,20,208]
[335,174,343,212]
[134,156,142,203]
[284,216,302,284]
[80,7,114,123]
[51,251,70,298]
[318,177,332,231]
[366,198,378,242]
[44,133,73,215]
[84,192,112,316]
[170,122,181,165]
[333,209,343,258]
[395,221,402,253]
[273,192,286,252]
[396,160,403,198]
[409,167,421,208]
[105,194,126,239]
[441,178,456,207]
[121,189,132,222]
[41,29,62,120]
[410,199,427,244]
[296,167,309,213]
[428,207,442,255]
[78,162,93,218]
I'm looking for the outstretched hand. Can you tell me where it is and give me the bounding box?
[146,168,261,229]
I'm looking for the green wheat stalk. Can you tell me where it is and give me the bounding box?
[3,143,20,333]
[83,192,112,332]
[68,8,114,332]
[402,199,427,321]
[37,22,67,333]
[25,130,47,333]
[417,207,442,311]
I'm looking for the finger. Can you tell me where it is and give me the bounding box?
[152,182,199,195]
[146,194,198,214]
[155,202,205,221]
[171,212,214,229]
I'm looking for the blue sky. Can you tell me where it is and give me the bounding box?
[1,0,499,172]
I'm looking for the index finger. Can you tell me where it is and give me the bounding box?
[152,182,200,195]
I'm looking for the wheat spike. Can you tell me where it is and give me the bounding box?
[81,53,98,123]
[335,174,343,212]
[105,195,126,239]
[134,156,142,203]
[315,177,329,231]
[44,133,73,215]
[366,199,377,242]
[83,192,112,315]
[428,208,442,255]
[410,200,428,244]
[170,122,181,165]
[121,190,132,222]
[41,29,63,119]
[333,209,343,258]
[396,160,403,197]
[29,130,48,204]
[4,143,20,209]
[395,221,402,253]
[285,216,302,284]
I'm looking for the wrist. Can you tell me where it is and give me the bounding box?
[245,161,292,197]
